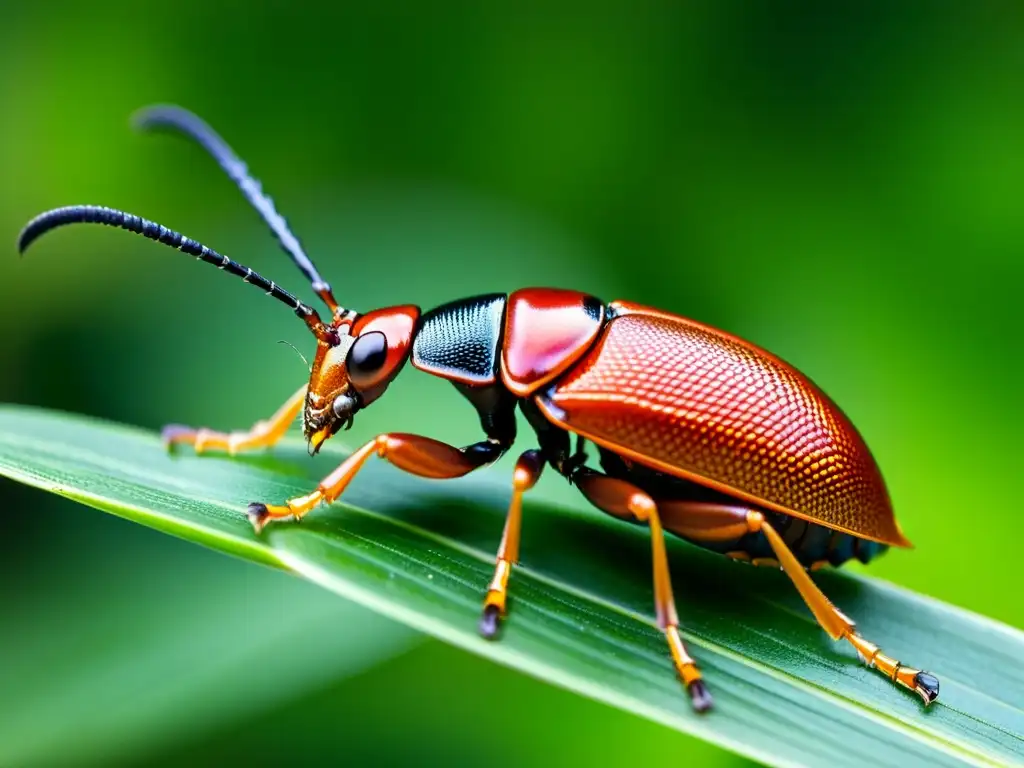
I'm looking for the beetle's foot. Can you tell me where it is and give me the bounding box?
[165,426,224,454]
[664,625,711,712]
[479,557,512,640]
[246,490,323,533]
[246,503,270,533]
[847,633,939,706]
[686,679,714,713]
[913,671,940,705]
[479,604,503,640]
[160,425,227,455]
[891,663,940,706]
[161,424,196,451]
[161,422,278,456]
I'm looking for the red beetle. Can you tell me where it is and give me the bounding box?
[18,106,938,712]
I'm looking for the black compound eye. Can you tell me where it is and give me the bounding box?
[347,331,388,382]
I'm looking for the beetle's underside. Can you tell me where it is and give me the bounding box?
[17,104,939,713]
[596,449,889,569]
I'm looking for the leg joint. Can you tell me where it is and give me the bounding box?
[627,492,657,522]
[512,448,545,492]
[746,510,764,532]
[513,466,537,491]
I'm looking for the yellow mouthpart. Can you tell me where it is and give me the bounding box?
[309,426,332,453]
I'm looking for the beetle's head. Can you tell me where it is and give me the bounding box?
[12,108,424,458]
[303,305,420,454]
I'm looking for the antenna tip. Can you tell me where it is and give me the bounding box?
[17,213,48,255]
[16,206,100,256]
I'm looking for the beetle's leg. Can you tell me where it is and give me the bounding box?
[571,467,712,713]
[247,433,506,531]
[760,518,940,705]
[479,449,545,639]
[162,384,307,456]
[663,501,940,706]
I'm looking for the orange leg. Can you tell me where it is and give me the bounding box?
[162,384,308,455]
[480,449,544,639]
[663,501,940,705]
[572,468,712,712]
[247,433,505,532]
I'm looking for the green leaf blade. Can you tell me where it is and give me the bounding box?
[0,555,417,766]
[1,405,1021,768]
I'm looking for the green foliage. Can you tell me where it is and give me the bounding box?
[1,405,1020,768]
[0,530,418,766]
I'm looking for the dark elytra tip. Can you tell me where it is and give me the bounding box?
[479,604,502,640]
[914,671,940,705]
[686,679,714,714]
[246,502,269,534]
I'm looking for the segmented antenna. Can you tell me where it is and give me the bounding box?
[133,104,343,315]
[17,205,337,344]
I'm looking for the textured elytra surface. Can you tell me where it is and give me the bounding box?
[547,311,905,545]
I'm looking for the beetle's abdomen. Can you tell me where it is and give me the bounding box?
[731,512,888,567]
[666,508,888,567]
[538,302,907,547]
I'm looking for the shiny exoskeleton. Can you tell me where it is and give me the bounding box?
[17,105,938,713]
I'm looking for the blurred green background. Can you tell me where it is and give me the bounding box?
[1,3,1022,766]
